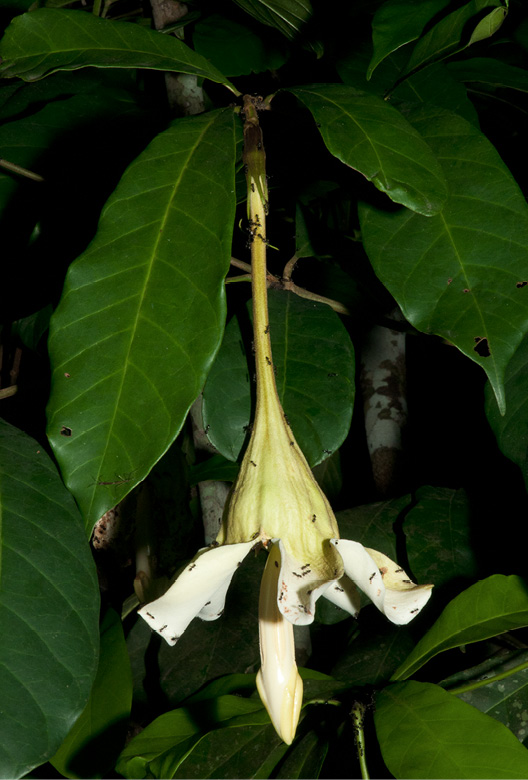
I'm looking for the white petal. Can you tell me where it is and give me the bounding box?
[257,543,303,744]
[138,540,255,644]
[275,539,333,625]
[365,547,433,625]
[322,574,361,617]
[331,539,432,626]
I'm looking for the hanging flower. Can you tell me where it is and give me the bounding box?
[138,408,433,743]
[138,96,433,744]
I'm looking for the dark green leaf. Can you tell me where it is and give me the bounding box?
[311,449,342,502]
[185,673,258,703]
[391,575,528,681]
[12,304,53,350]
[404,0,505,76]
[50,608,132,779]
[403,486,478,589]
[274,728,328,778]
[299,668,351,702]
[166,722,283,779]
[332,620,415,686]
[337,45,408,97]
[202,312,253,463]
[454,650,528,742]
[359,104,528,414]
[0,8,237,92]
[337,494,410,559]
[115,696,273,779]
[392,62,479,125]
[294,202,318,259]
[0,418,99,779]
[368,0,451,79]
[287,84,448,216]
[193,14,286,76]
[232,0,312,40]
[119,667,346,778]
[46,108,237,533]
[376,680,528,779]
[448,57,528,94]
[485,331,528,491]
[188,454,239,486]
[203,289,355,467]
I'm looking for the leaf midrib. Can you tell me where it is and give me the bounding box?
[87,115,216,519]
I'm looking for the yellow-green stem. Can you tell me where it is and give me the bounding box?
[351,700,370,780]
[242,96,279,424]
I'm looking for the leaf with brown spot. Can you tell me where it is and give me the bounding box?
[360,105,528,415]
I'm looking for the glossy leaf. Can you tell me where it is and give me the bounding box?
[403,486,478,590]
[46,108,237,533]
[391,575,528,681]
[359,104,528,414]
[455,650,528,742]
[202,312,253,463]
[50,608,132,779]
[12,304,53,351]
[287,84,448,216]
[203,289,355,467]
[332,610,415,685]
[187,453,239,485]
[118,668,346,778]
[392,62,479,126]
[0,418,99,779]
[163,722,283,779]
[116,696,275,779]
[0,8,237,92]
[337,494,410,560]
[448,57,528,93]
[404,0,505,76]
[274,729,327,778]
[193,14,286,76]
[376,680,528,779]
[485,331,528,490]
[368,0,451,79]
[232,0,312,40]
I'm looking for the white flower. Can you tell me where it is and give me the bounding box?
[138,101,433,743]
[138,494,432,743]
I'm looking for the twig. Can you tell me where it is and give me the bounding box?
[0,158,44,182]
[228,257,352,317]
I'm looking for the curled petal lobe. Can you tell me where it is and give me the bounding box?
[138,540,255,644]
[257,543,303,744]
[331,539,432,625]
[322,574,361,617]
[275,539,336,626]
[366,547,433,624]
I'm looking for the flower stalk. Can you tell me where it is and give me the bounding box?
[138,95,433,748]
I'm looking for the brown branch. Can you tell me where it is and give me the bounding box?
[228,257,352,317]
